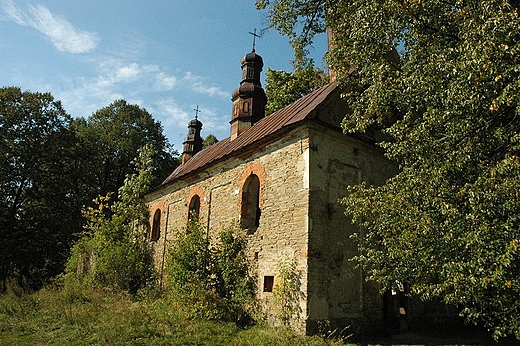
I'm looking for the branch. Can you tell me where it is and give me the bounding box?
[299,0,326,47]
[396,0,461,42]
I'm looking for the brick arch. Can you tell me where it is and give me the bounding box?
[238,163,267,213]
[187,185,204,205]
[149,200,165,239]
[187,185,204,220]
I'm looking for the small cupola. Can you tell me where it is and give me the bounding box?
[181,115,203,165]
[230,50,267,140]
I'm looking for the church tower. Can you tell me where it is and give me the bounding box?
[181,116,203,165]
[230,50,267,140]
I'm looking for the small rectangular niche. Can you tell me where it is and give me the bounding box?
[263,276,274,292]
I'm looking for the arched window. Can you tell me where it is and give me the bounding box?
[188,194,200,222]
[241,174,260,231]
[151,209,161,241]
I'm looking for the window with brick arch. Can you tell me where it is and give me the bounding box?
[151,209,161,241]
[188,194,200,222]
[241,174,261,231]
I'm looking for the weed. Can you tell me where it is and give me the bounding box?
[0,288,343,345]
[274,255,304,328]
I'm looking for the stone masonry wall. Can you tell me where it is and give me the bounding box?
[145,126,312,331]
[306,124,399,334]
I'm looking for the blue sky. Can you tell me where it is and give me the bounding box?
[0,0,328,151]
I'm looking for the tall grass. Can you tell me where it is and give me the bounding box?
[0,284,343,345]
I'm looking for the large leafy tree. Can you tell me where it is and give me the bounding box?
[75,100,178,202]
[264,61,328,115]
[257,0,520,339]
[0,87,82,288]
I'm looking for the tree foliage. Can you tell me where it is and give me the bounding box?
[203,134,219,149]
[0,89,177,290]
[0,87,81,289]
[264,61,328,115]
[64,144,155,293]
[74,99,178,200]
[258,0,520,339]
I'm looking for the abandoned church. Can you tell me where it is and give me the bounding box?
[144,48,402,333]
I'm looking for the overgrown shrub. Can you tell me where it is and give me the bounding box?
[62,145,155,294]
[165,221,256,323]
[274,255,304,327]
[214,225,257,324]
[166,219,217,316]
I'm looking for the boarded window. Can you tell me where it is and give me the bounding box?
[151,209,161,241]
[240,174,260,231]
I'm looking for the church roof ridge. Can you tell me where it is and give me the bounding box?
[160,81,338,187]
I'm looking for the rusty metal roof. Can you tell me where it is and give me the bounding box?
[160,82,338,187]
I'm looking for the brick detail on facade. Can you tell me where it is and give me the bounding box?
[237,163,267,211]
[149,200,165,239]
[186,185,204,219]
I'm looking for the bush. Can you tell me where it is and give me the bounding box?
[165,221,256,323]
[166,220,217,316]
[214,225,257,324]
[62,145,155,294]
[274,255,304,327]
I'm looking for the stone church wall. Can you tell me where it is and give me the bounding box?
[306,124,398,334]
[145,126,313,331]
[145,119,398,334]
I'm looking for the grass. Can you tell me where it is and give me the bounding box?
[0,285,344,345]
[3,284,512,345]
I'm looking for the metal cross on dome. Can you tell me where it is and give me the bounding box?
[193,105,201,120]
[249,29,261,52]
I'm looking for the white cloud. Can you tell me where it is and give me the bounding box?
[155,72,177,90]
[114,63,140,82]
[152,99,192,147]
[94,58,178,91]
[53,58,182,117]
[21,53,230,146]
[1,0,99,53]
[156,99,191,128]
[182,71,228,99]
[1,0,25,25]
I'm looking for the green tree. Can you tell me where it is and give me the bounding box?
[258,0,520,339]
[203,134,219,149]
[75,99,178,201]
[0,87,82,289]
[264,61,328,115]
[64,144,155,293]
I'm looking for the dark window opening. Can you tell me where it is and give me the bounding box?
[263,276,274,292]
[241,174,260,231]
[188,195,200,222]
[151,209,161,241]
